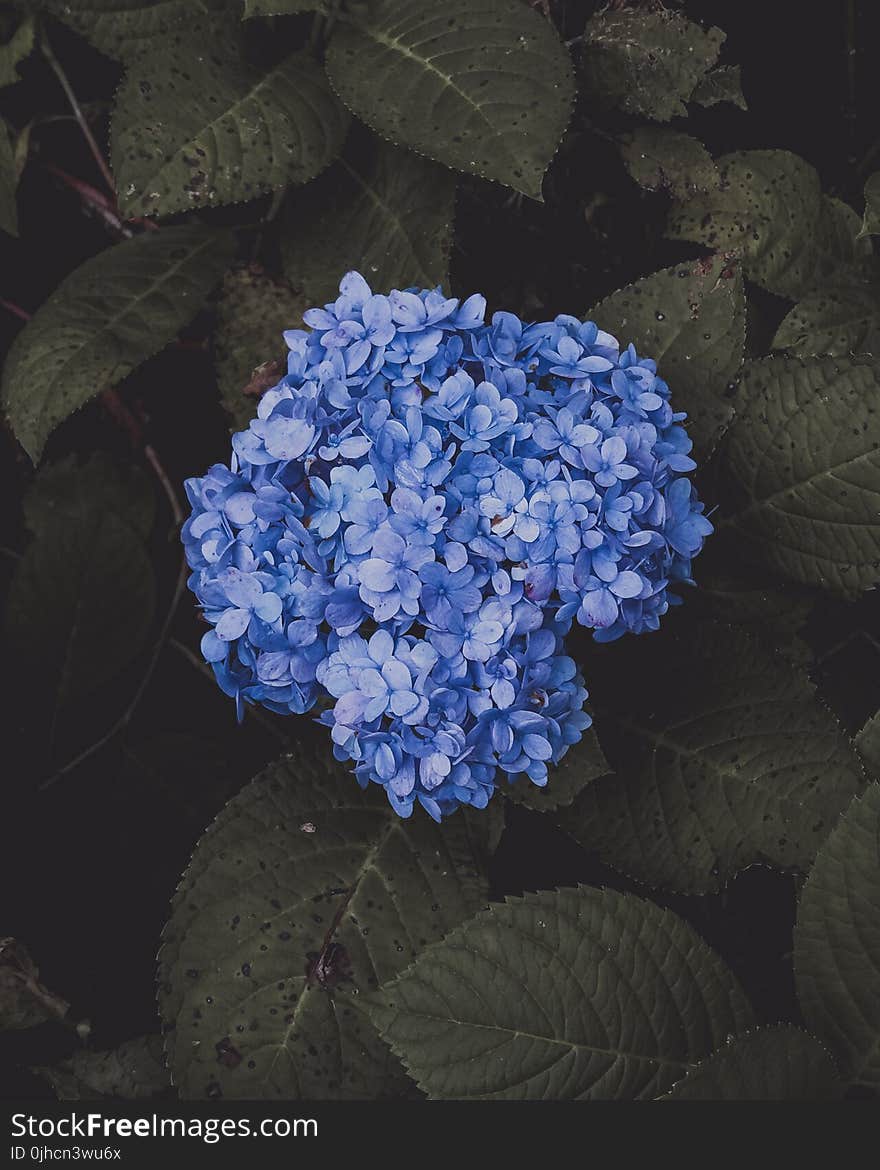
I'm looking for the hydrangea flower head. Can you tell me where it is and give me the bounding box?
[182,271,712,820]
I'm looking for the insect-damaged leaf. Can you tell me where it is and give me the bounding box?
[158,743,492,1098]
[112,28,349,217]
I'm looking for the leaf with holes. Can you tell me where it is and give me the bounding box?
[158,743,492,1099]
[23,453,155,540]
[582,8,724,122]
[556,622,865,895]
[659,1028,842,1100]
[690,65,747,111]
[0,118,16,236]
[505,729,609,813]
[324,0,575,200]
[795,784,880,1088]
[716,355,880,598]
[47,0,232,60]
[773,284,880,356]
[668,153,859,300]
[1,226,232,461]
[35,1036,169,1100]
[5,512,156,754]
[859,172,880,238]
[282,135,456,306]
[590,255,744,456]
[365,885,753,1099]
[111,29,349,218]
[214,267,307,430]
[620,127,718,200]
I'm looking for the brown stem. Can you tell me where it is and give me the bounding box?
[41,29,117,198]
[40,436,189,790]
[0,298,31,322]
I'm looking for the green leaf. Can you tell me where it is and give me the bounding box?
[243,0,315,14]
[5,512,156,727]
[659,1027,842,1100]
[0,117,17,236]
[687,564,814,665]
[505,728,609,812]
[23,453,155,540]
[324,0,575,200]
[855,712,880,776]
[0,939,69,1032]
[35,1036,169,1100]
[794,784,880,1087]
[214,266,307,429]
[582,8,724,122]
[717,355,880,598]
[1,225,233,462]
[281,135,455,305]
[0,13,34,87]
[773,284,880,356]
[690,64,747,111]
[111,30,349,218]
[620,127,718,200]
[365,885,754,1099]
[667,152,856,300]
[158,743,492,1099]
[858,172,880,238]
[557,622,865,894]
[589,254,745,456]
[822,196,874,275]
[478,800,505,857]
[47,0,233,60]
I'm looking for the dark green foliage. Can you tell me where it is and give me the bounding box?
[773,284,880,356]
[158,745,492,1098]
[582,8,724,122]
[6,511,156,750]
[717,356,880,598]
[2,0,879,1107]
[667,151,861,300]
[620,127,718,200]
[589,254,744,456]
[281,135,456,305]
[366,886,754,1099]
[795,785,880,1088]
[34,1035,169,1100]
[861,172,880,238]
[659,1027,842,1100]
[111,28,349,217]
[556,621,865,894]
[324,0,575,199]
[690,65,747,112]
[1,226,234,460]
[213,265,307,428]
[47,0,235,61]
[23,452,156,538]
[0,115,16,235]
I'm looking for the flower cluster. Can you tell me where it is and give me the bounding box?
[182,272,712,820]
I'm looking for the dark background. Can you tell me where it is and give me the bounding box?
[2,0,879,1096]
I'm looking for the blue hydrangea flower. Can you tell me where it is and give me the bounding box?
[182,271,713,820]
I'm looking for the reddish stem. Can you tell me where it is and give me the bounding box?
[0,299,31,322]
